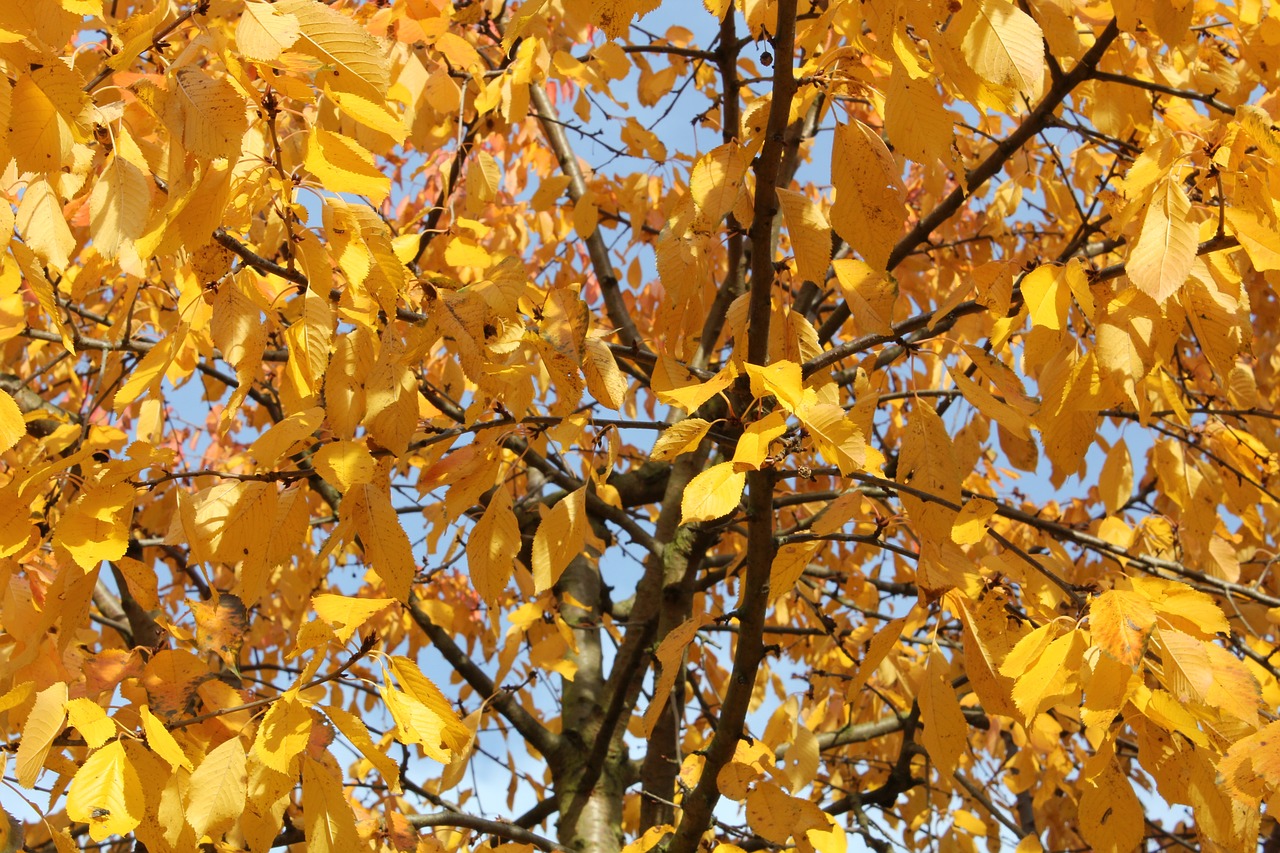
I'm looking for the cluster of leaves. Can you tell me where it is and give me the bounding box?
[4,0,1280,851]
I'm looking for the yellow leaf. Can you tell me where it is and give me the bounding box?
[1220,718,1280,803]
[733,411,788,473]
[0,388,23,452]
[830,119,904,270]
[301,754,360,853]
[745,781,828,844]
[65,698,115,749]
[1127,176,1197,303]
[248,406,324,468]
[951,496,996,545]
[325,704,401,793]
[277,0,389,99]
[652,357,735,412]
[744,361,805,411]
[1215,207,1275,271]
[345,468,416,599]
[252,694,313,776]
[768,541,820,605]
[681,461,746,524]
[583,336,628,410]
[651,418,713,462]
[311,593,394,644]
[313,440,376,493]
[387,657,469,762]
[572,189,599,238]
[236,1,301,61]
[1077,760,1143,853]
[140,705,192,771]
[66,741,144,842]
[1021,264,1069,330]
[532,487,588,593]
[0,681,33,715]
[16,178,75,271]
[776,188,831,285]
[832,258,896,336]
[466,149,500,206]
[1155,627,1213,703]
[304,128,391,202]
[919,646,967,778]
[9,61,87,174]
[186,737,247,838]
[948,365,1033,439]
[796,401,865,475]
[16,682,67,787]
[884,67,957,164]
[1009,629,1083,722]
[642,614,712,737]
[329,88,408,143]
[89,153,150,260]
[467,488,521,605]
[960,0,1045,107]
[53,481,135,571]
[805,816,848,853]
[690,142,748,227]
[283,289,334,400]
[173,67,247,160]
[1204,642,1261,727]
[1098,439,1134,516]
[1089,589,1155,669]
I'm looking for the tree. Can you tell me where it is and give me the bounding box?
[4,0,1280,850]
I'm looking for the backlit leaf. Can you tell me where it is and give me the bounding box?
[681,461,746,524]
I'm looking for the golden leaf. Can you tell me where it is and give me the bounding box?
[918,646,968,778]
[345,467,416,600]
[304,127,391,202]
[252,694,313,776]
[1127,176,1197,303]
[532,487,588,592]
[185,737,247,838]
[681,461,746,524]
[65,698,115,749]
[53,481,135,571]
[89,153,150,260]
[768,541,820,605]
[313,439,376,493]
[66,741,145,842]
[312,594,394,643]
[277,0,390,99]
[8,61,87,173]
[642,614,711,737]
[236,1,301,61]
[15,682,67,788]
[651,418,713,462]
[1077,760,1144,853]
[325,704,401,794]
[830,119,904,270]
[733,410,788,472]
[1088,589,1156,669]
[959,0,1045,107]
[466,488,521,605]
[172,67,248,161]
[140,705,192,772]
[247,406,325,468]
[0,388,23,452]
[301,754,359,853]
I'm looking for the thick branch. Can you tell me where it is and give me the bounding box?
[668,1,798,847]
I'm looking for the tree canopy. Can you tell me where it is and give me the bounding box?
[4,0,1280,851]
